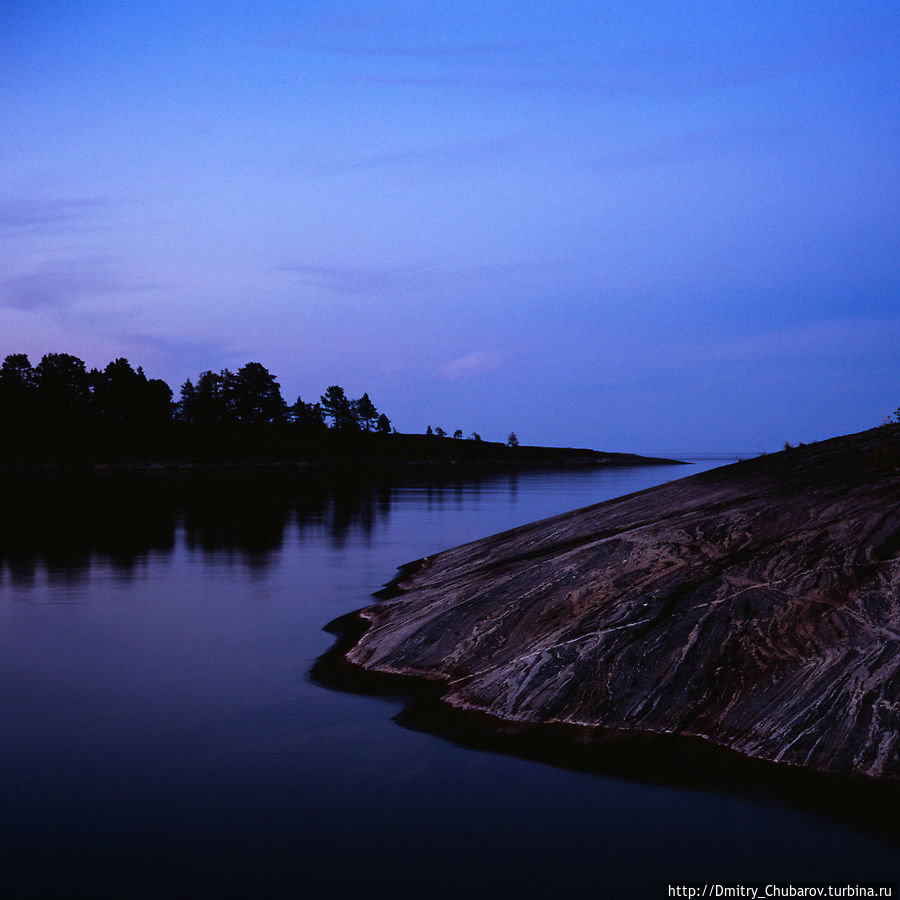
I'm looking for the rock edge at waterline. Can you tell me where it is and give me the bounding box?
[337,426,900,781]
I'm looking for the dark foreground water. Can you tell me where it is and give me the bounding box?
[1,461,898,899]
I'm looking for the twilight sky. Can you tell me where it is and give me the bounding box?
[3,1,898,454]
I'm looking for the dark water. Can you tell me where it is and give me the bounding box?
[1,462,897,899]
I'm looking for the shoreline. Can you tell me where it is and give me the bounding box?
[313,605,900,844]
[0,446,687,478]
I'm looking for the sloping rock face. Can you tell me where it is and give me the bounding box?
[344,427,900,780]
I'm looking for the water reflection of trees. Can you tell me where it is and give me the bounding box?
[0,470,521,581]
[2,476,177,586]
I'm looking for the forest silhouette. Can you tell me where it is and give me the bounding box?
[0,351,678,471]
[0,352,539,467]
[1,352,385,433]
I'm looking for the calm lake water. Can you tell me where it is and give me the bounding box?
[1,461,898,898]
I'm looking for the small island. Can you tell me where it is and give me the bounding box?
[0,351,680,472]
[330,425,900,781]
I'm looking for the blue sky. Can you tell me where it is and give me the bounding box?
[2,1,898,454]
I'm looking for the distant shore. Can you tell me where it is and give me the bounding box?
[1,428,685,476]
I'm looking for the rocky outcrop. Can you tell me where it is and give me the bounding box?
[340,427,900,780]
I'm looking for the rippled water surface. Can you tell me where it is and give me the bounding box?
[2,461,897,898]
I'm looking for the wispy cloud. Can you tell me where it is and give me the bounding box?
[276,257,563,300]
[0,259,157,313]
[0,196,106,233]
[312,135,521,175]
[592,123,788,172]
[712,317,900,363]
[439,351,503,381]
[0,265,111,311]
[284,7,896,98]
[276,262,422,294]
[355,67,647,95]
[302,41,534,60]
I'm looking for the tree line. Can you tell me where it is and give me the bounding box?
[0,352,393,435]
[426,424,519,447]
[0,353,172,429]
[178,366,392,434]
[0,352,532,469]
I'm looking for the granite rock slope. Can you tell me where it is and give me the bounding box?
[344,427,900,780]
